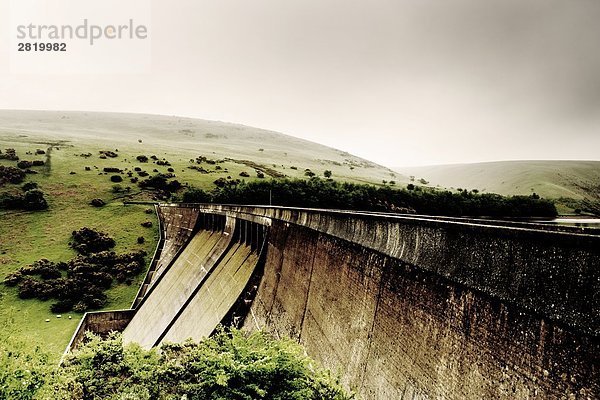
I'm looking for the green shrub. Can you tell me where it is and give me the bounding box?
[0,189,49,211]
[70,228,115,255]
[57,329,352,400]
[0,165,26,185]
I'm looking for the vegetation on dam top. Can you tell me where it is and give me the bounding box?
[182,178,557,218]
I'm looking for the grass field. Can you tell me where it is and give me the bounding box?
[0,110,400,359]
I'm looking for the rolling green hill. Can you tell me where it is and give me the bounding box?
[397,160,600,200]
[0,110,401,186]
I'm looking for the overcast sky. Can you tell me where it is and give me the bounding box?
[1,0,599,167]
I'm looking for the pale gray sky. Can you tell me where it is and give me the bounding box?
[1,0,599,166]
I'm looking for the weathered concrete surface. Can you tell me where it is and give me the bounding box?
[151,205,200,284]
[160,243,259,344]
[195,205,599,336]
[123,219,234,348]
[76,204,598,399]
[172,205,599,399]
[247,222,599,398]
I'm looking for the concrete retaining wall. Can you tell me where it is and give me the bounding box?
[65,310,135,354]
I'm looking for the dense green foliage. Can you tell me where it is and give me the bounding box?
[70,227,116,255]
[0,165,26,185]
[4,228,146,313]
[0,189,49,211]
[181,177,558,217]
[0,326,352,400]
[0,313,52,400]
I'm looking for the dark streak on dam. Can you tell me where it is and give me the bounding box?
[68,204,600,399]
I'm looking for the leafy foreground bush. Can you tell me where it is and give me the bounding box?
[0,328,353,400]
[0,314,52,400]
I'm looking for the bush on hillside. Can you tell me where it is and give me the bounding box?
[99,150,118,158]
[138,173,181,196]
[90,198,106,207]
[0,165,26,185]
[70,227,116,254]
[0,189,49,211]
[21,181,38,191]
[17,160,33,169]
[103,167,121,173]
[0,148,19,161]
[5,242,146,312]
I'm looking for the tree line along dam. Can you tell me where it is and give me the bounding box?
[67,203,600,399]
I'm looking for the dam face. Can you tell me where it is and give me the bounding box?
[70,204,600,399]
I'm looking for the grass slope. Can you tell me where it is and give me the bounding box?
[397,160,600,201]
[0,136,159,358]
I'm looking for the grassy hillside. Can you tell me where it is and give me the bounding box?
[0,110,401,186]
[397,160,600,201]
[0,110,400,358]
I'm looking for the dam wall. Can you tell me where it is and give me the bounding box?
[131,205,201,308]
[186,205,599,399]
[68,204,599,399]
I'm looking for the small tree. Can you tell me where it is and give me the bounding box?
[324,170,332,178]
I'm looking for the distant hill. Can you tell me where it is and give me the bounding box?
[0,110,401,185]
[396,161,600,200]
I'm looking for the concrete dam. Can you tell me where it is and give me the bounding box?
[69,204,600,399]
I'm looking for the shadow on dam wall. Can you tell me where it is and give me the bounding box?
[68,204,600,399]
